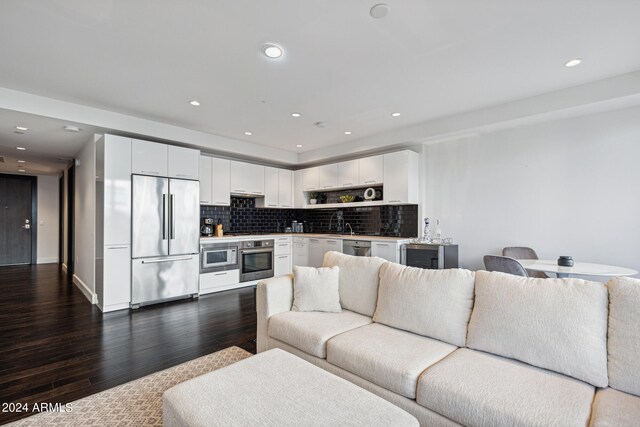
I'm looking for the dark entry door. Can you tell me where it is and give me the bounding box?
[0,174,33,266]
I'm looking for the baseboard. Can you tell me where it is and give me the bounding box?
[37,257,59,264]
[72,274,97,304]
[61,263,67,273]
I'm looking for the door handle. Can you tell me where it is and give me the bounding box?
[170,194,175,239]
[142,256,192,264]
[162,194,167,240]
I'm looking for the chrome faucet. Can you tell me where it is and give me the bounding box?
[345,223,354,236]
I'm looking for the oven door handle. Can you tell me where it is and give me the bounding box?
[240,248,274,254]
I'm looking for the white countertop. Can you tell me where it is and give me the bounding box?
[518,259,638,277]
[200,233,415,243]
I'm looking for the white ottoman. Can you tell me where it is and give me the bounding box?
[163,348,419,427]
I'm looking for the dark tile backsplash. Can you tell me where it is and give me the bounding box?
[201,197,418,237]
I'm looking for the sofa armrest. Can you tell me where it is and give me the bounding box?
[256,274,294,353]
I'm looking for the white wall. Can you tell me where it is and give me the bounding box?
[36,175,59,264]
[73,138,96,301]
[424,106,640,278]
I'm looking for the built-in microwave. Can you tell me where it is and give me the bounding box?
[200,242,239,273]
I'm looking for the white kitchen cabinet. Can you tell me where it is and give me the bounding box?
[359,155,384,186]
[200,269,240,294]
[293,170,306,208]
[383,151,419,204]
[103,135,131,246]
[302,167,319,191]
[211,157,231,206]
[199,156,213,204]
[132,139,168,176]
[102,245,131,311]
[323,239,343,255]
[263,166,280,208]
[372,241,400,263]
[318,164,338,190]
[230,161,265,195]
[338,160,359,187]
[278,169,293,208]
[293,237,308,267]
[274,254,292,276]
[168,145,199,180]
[308,238,324,267]
[275,236,291,255]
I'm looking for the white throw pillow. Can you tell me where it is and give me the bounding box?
[373,262,475,347]
[606,276,640,397]
[292,266,342,313]
[323,251,387,316]
[467,271,609,388]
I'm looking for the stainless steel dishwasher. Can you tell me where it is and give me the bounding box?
[343,240,371,257]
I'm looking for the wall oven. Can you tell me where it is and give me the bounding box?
[239,239,274,282]
[200,242,239,274]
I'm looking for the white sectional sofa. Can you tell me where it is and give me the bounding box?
[256,252,640,427]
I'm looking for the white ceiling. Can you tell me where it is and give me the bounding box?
[0,109,96,175]
[0,1,639,156]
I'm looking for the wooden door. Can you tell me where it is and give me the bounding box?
[0,174,34,265]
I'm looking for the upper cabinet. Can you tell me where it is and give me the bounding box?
[211,158,231,206]
[293,170,305,208]
[168,145,199,180]
[199,156,213,204]
[230,161,264,195]
[318,164,338,189]
[103,135,132,246]
[132,139,168,176]
[132,139,199,180]
[278,169,293,208]
[263,166,279,208]
[359,155,383,186]
[383,151,419,204]
[302,167,319,191]
[338,160,359,187]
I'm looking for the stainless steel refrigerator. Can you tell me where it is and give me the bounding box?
[131,175,200,307]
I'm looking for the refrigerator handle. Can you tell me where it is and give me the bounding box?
[162,194,167,240]
[170,194,175,240]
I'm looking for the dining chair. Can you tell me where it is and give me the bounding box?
[502,246,549,278]
[483,255,529,277]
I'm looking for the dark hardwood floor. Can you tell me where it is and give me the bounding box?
[0,264,256,425]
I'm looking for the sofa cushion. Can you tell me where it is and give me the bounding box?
[327,323,457,399]
[467,271,609,387]
[373,263,475,347]
[268,310,371,358]
[606,276,640,397]
[589,387,640,427]
[417,348,595,427]
[292,266,341,313]
[323,251,387,317]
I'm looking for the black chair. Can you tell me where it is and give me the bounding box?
[502,246,549,278]
[483,255,529,277]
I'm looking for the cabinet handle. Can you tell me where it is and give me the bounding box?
[233,189,246,192]
[388,200,401,203]
[376,243,390,247]
[200,200,211,204]
[267,204,277,207]
[141,170,159,175]
[176,174,191,177]
[107,246,128,250]
[215,201,228,205]
[277,255,288,259]
[214,272,227,276]
[326,240,337,243]
[281,204,290,207]
[278,243,289,246]
[364,180,376,184]
[343,183,353,186]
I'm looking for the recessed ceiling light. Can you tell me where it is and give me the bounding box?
[391,112,401,117]
[64,125,81,132]
[291,112,301,118]
[15,126,28,131]
[189,100,201,106]
[296,144,303,148]
[263,44,283,59]
[244,132,253,136]
[370,4,390,19]
[16,147,26,150]
[344,131,352,135]
[18,169,26,172]
[17,160,26,163]
[565,58,582,67]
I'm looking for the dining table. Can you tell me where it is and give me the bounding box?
[517,259,638,279]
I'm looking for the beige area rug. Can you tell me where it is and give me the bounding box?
[9,346,251,426]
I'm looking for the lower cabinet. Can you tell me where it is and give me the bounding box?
[101,245,131,311]
[274,254,291,276]
[371,241,400,263]
[293,237,309,267]
[200,269,240,295]
[308,238,344,267]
